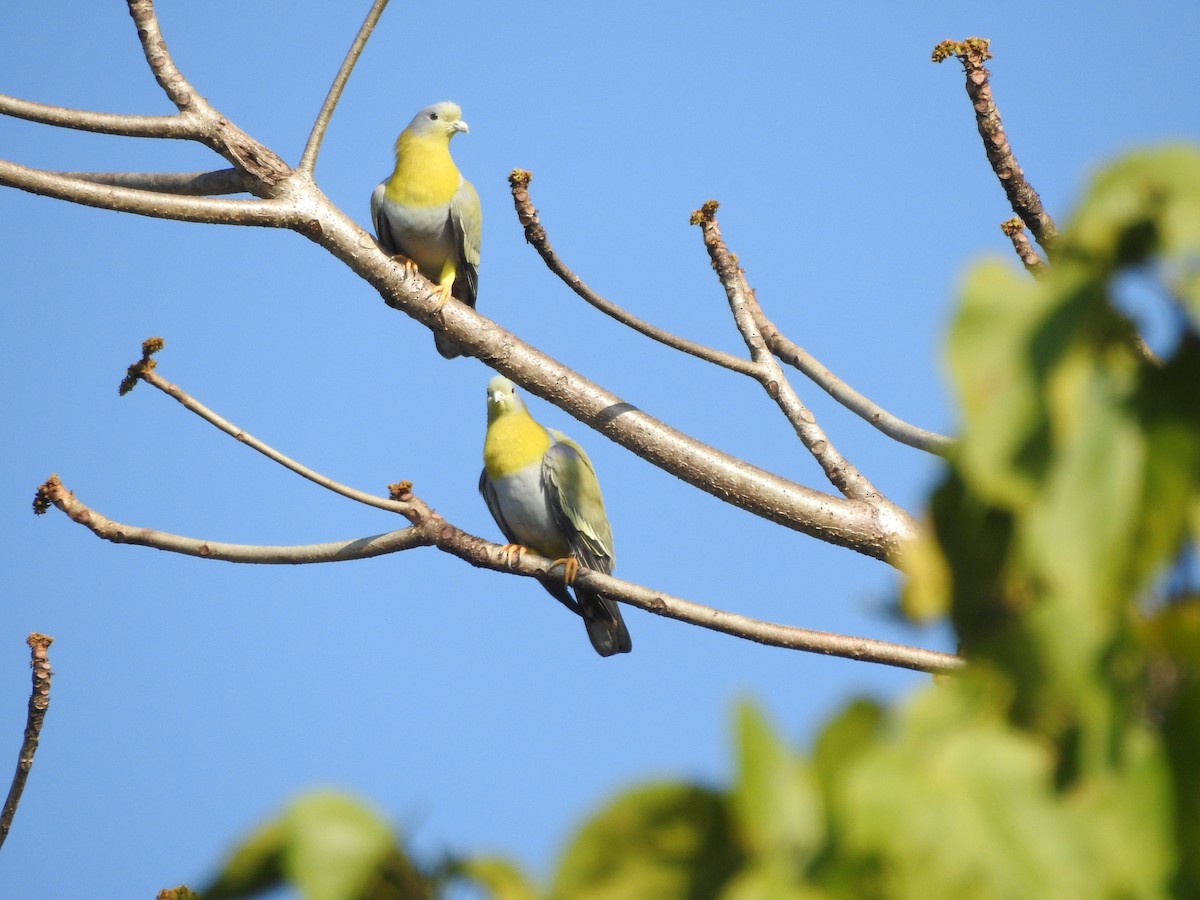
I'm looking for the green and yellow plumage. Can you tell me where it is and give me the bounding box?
[479,376,632,657]
[371,101,481,358]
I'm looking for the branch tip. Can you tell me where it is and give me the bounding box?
[931,37,991,64]
[508,169,532,188]
[1,631,55,849]
[690,200,720,226]
[119,336,166,395]
[32,475,62,516]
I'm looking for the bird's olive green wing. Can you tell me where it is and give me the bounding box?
[542,435,614,574]
[449,179,481,307]
[544,436,630,656]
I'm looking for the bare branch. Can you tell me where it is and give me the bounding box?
[125,0,291,187]
[932,38,1058,255]
[126,0,207,116]
[287,200,919,558]
[756,321,953,455]
[34,476,959,674]
[0,93,198,139]
[298,0,390,177]
[119,338,420,518]
[693,202,886,503]
[56,169,249,196]
[506,175,948,465]
[0,634,54,852]
[572,569,962,673]
[2,0,919,562]
[0,160,291,225]
[1000,217,1046,275]
[35,475,429,562]
[507,171,760,378]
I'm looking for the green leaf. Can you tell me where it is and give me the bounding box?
[731,702,822,871]
[835,673,1092,900]
[946,259,1050,508]
[719,863,825,900]
[552,782,744,900]
[452,856,539,900]
[1063,728,1175,900]
[203,819,286,898]
[281,792,397,900]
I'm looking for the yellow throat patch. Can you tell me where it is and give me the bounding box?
[484,411,551,480]
[385,131,462,208]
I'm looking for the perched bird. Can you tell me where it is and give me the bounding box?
[371,101,481,358]
[480,376,632,657]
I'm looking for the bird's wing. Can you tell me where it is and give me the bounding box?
[542,435,614,574]
[449,179,481,307]
[478,467,518,546]
[369,181,394,252]
[544,435,630,656]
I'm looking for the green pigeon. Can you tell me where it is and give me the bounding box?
[371,101,481,358]
[480,376,632,657]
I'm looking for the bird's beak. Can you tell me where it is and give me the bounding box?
[453,120,470,135]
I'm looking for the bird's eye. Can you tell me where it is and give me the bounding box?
[429,112,439,120]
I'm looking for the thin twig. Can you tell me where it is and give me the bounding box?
[507,175,949,456]
[757,321,954,455]
[120,338,419,517]
[1000,217,1046,275]
[573,569,962,673]
[932,38,1058,255]
[298,0,390,176]
[508,171,760,377]
[34,477,960,674]
[693,202,885,503]
[0,634,54,852]
[0,93,197,139]
[36,475,427,562]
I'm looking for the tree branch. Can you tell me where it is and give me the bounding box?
[54,169,247,195]
[0,93,198,139]
[693,201,889,504]
[298,0,390,177]
[1000,217,1046,275]
[0,634,54,852]
[932,38,1058,255]
[2,1,919,562]
[35,476,429,562]
[33,476,960,674]
[507,171,760,378]
[119,338,421,517]
[0,160,292,225]
[161,253,922,560]
[508,172,950,457]
[755,319,953,455]
[126,0,291,188]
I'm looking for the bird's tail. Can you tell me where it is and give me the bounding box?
[577,589,632,657]
[434,332,465,359]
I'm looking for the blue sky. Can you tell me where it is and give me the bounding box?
[2,2,1197,895]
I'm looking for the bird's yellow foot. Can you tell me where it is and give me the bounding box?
[500,544,527,568]
[552,556,580,585]
[429,282,453,311]
[390,254,420,277]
